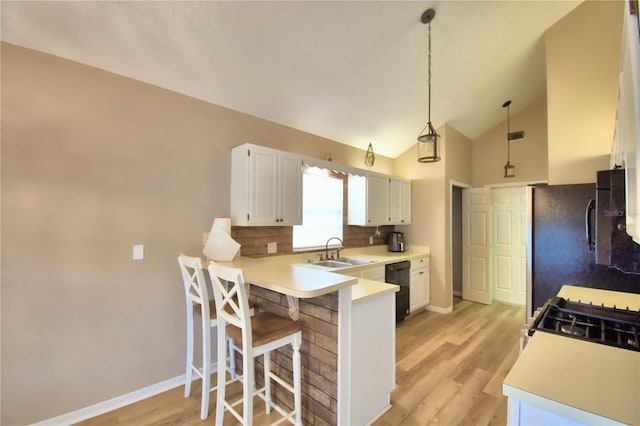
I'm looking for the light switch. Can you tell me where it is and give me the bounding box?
[132,244,144,260]
[267,242,277,254]
[202,232,209,245]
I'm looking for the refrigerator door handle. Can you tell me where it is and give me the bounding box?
[586,198,596,251]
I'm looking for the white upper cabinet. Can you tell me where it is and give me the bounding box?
[614,2,640,243]
[390,178,412,225]
[231,144,302,226]
[348,173,411,226]
[367,173,390,225]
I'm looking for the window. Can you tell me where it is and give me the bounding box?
[293,167,343,250]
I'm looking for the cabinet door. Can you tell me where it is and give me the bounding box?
[249,146,279,224]
[389,178,402,224]
[390,178,412,225]
[401,180,412,224]
[278,152,303,225]
[409,270,420,312]
[410,257,430,311]
[367,173,390,225]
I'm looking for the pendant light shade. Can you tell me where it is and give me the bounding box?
[417,123,440,163]
[417,8,440,163]
[365,142,375,167]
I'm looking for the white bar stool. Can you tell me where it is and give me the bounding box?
[207,260,303,426]
[178,254,236,420]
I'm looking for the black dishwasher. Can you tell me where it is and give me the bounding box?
[385,261,410,322]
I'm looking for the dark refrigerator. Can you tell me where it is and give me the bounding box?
[530,170,640,317]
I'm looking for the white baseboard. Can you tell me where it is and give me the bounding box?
[33,363,219,426]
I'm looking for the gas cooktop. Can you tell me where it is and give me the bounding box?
[529,296,640,352]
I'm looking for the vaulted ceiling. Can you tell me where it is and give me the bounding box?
[1,1,581,158]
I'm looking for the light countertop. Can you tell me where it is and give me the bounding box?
[351,278,399,304]
[216,256,358,298]
[503,286,640,426]
[214,245,428,301]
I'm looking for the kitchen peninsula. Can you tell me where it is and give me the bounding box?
[217,246,429,425]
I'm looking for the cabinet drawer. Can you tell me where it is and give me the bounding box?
[411,256,429,270]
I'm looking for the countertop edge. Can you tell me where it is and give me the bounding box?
[352,279,399,304]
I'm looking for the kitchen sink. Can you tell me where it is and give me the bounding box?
[310,257,374,268]
[311,260,353,268]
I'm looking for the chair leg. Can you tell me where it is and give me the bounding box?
[201,318,211,420]
[292,336,302,426]
[228,336,236,379]
[243,346,255,426]
[184,305,194,398]
[215,324,227,426]
[264,351,272,414]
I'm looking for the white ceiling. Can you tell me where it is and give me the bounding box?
[1,0,581,159]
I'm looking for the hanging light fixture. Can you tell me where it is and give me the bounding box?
[364,142,375,167]
[503,100,515,178]
[417,8,440,163]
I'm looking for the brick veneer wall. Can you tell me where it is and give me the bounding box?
[231,171,395,257]
[248,286,340,426]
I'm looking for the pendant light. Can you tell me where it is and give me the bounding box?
[417,8,440,163]
[503,100,515,178]
[365,142,375,167]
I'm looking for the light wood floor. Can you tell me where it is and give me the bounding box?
[78,298,525,425]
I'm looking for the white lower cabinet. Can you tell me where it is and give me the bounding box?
[410,256,430,312]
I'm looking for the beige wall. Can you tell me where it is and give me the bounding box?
[545,0,624,185]
[395,124,472,311]
[0,43,393,425]
[473,97,548,187]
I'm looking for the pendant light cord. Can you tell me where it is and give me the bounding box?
[503,100,512,163]
[427,21,432,125]
[506,102,510,161]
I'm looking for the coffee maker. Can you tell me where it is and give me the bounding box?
[388,232,405,252]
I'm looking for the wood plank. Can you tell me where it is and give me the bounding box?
[79,299,525,425]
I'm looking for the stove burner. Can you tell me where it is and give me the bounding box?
[529,297,640,352]
[560,324,586,337]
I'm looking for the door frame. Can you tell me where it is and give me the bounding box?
[449,180,471,308]
[452,181,545,310]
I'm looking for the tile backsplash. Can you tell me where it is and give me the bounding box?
[231,224,393,257]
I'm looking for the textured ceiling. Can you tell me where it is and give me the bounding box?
[1,1,581,158]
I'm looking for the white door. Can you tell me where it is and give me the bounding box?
[491,187,527,305]
[462,188,491,304]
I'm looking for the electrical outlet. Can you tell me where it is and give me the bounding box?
[267,242,277,254]
[132,244,144,260]
[369,236,374,245]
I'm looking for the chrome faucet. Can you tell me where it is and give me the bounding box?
[325,237,344,260]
